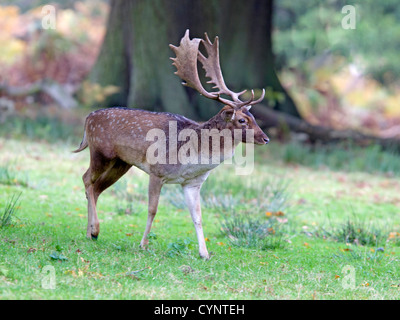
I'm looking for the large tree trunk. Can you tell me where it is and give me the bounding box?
[89,0,300,121]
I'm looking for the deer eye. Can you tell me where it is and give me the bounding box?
[238,119,246,124]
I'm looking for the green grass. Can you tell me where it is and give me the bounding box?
[1,136,400,300]
[220,211,286,250]
[1,193,21,228]
[314,215,391,247]
[276,141,400,176]
[0,163,29,188]
[0,114,82,144]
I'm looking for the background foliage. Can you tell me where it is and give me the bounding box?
[274,0,400,135]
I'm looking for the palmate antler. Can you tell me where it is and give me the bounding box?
[169,29,265,113]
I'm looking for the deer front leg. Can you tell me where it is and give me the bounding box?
[140,175,163,249]
[183,184,209,259]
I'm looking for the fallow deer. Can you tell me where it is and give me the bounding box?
[74,30,269,259]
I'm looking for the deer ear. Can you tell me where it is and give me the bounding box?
[221,109,235,122]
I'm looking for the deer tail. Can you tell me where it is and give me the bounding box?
[73,121,89,153]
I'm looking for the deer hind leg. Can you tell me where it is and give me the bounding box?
[83,154,131,240]
[140,175,163,249]
[182,184,209,259]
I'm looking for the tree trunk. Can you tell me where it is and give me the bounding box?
[88,0,132,108]
[89,0,300,121]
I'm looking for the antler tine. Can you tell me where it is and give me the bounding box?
[235,89,266,110]
[248,88,265,106]
[203,32,213,46]
[235,90,255,108]
[198,32,246,104]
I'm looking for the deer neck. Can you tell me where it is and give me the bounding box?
[189,113,240,163]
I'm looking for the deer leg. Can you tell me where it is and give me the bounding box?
[83,157,108,240]
[182,184,209,259]
[140,175,163,249]
[83,156,131,240]
[93,159,132,201]
[84,183,98,240]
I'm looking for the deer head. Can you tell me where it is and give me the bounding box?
[169,30,269,145]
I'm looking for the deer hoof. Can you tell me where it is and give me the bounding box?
[140,240,149,250]
[200,252,210,260]
[86,231,98,240]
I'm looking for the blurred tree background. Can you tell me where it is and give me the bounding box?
[0,0,399,142]
[273,0,400,138]
[89,0,299,120]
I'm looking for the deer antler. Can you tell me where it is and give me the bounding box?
[170,29,265,110]
[169,30,217,100]
[197,33,246,104]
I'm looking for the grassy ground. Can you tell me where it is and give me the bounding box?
[1,133,400,300]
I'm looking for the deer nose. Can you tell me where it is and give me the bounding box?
[264,137,270,144]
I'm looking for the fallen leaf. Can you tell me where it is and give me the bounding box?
[80,257,90,264]
[389,232,400,239]
[65,270,77,277]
